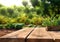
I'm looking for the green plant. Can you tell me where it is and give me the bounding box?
[42,17,60,27]
[57,16,60,25]
[28,24,34,27]
[42,17,51,26]
[5,23,15,29]
[15,23,24,30]
[25,19,31,25]
[31,16,43,25]
[51,18,58,26]
[42,20,51,27]
[0,25,3,29]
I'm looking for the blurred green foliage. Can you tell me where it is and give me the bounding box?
[0,0,60,29]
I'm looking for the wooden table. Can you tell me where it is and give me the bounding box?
[0,27,60,42]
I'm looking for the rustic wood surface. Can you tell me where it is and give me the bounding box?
[27,27,53,42]
[0,27,60,42]
[48,31,60,42]
[0,27,34,42]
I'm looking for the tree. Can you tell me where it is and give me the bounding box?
[30,0,40,7]
[0,4,4,7]
[0,7,7,15]
[22,1,28,7]
[47,0,60,14]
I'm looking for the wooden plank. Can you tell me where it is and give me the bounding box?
[27,27,53,42]
[0,27,34,42]
[48,31,60,42]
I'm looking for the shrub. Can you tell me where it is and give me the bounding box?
[42,17,51,26]
[27,24,34,27]
[51,18,58,26]
[0,15,9,24]
[5,23,24,30]
[0,7,7,15]
[0,25,3,29]
[5,23,15,29]
[57,16,60,25]
[10,18,17,23]
[17,14,28,23]
[31,16,43,25]
[42,17,60,27]
[15,23,24,30]
[25,19,31,25]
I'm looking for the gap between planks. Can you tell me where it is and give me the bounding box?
[27,27,54,42]
[0,27,35,42]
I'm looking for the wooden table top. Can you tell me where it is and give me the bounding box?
[0,27,60,42]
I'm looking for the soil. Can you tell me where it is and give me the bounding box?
[0,29,16,37]
[47,25,60,31]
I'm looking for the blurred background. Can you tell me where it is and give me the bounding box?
[0,0,60,29]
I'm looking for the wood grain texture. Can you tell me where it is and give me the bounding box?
[27,27,53,42]
[0,27,60,42]
[0,27,34,42]
[48,31,60,42]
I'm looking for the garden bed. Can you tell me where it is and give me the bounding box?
[0,23,24,37]
[0,29,16,37]
[47,26,60,31]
